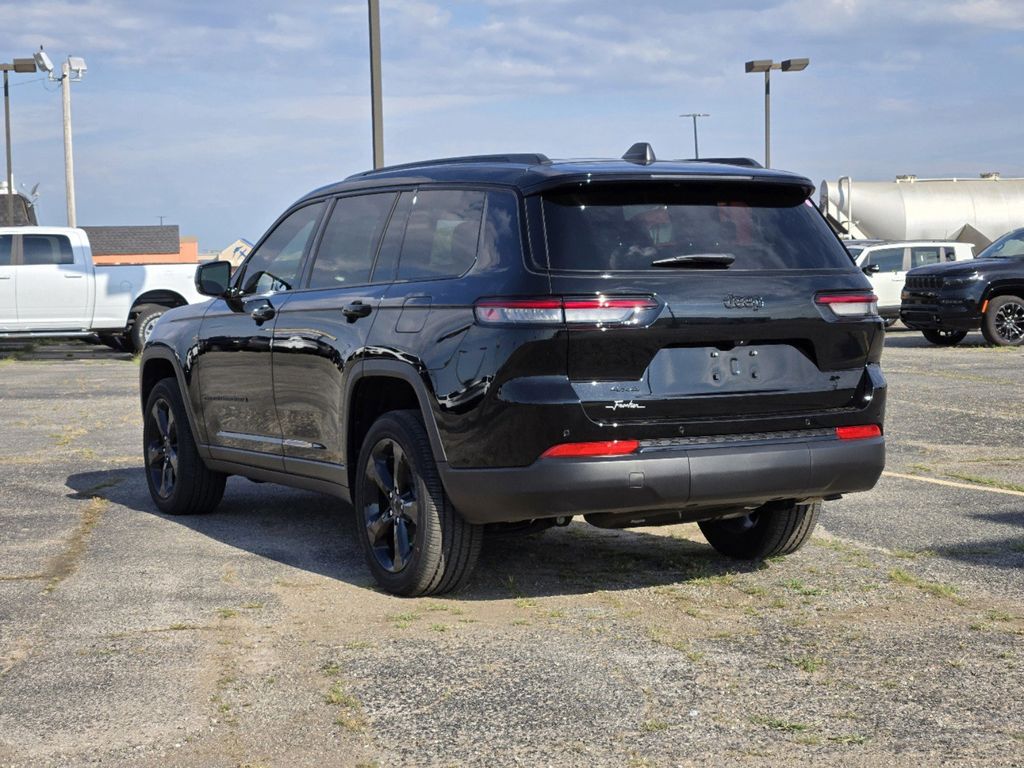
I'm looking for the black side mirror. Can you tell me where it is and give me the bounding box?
[861,263,880,275]
[196,260,232,297]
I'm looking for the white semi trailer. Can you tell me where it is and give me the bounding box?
[819,173,1024,249]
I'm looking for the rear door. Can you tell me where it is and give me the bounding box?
[15,232,91,329]
[538,180,881,429]
[0,234,14,329]
[272,191,398,479]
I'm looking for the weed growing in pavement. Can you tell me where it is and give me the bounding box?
[945,472,1024,494]
[216,608,238,619]
[888,569,962,602]
[750,715,811,732]
[782,579,823,596]
[325,681,365,732]
[827,733,869,745]
[641,718,669,732]
[792,656,825,673]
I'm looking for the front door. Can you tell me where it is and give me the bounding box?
[272,192,399,479]
[195,202,325,470]
[862,246,906,312]
[14,232,91,329]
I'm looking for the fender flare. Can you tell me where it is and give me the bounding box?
[343,359,448,466]
[139,344,211,456]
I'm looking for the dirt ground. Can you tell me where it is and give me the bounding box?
[0,332,1022,767]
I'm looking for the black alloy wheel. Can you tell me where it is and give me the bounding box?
[147,397,179,500]
[362,437,419,573]
[921,328,967,346]
[983,296,1024,346]
[142,377,226,515]
[353,410,483,596]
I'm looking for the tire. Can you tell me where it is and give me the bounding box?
[130,304,168,352]
[981,295,1024,346]
[143,377,226,515]
[921,328,967,346]
[97,333,131,352]
[354,410,483,596]
[698,500,821,560]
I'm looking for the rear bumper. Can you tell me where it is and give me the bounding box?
[440,435,885,524]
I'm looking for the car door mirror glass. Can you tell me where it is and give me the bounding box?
[195,260,232,296]
[862,263,880,274]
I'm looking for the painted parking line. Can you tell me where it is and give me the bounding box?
[882,470,1024,498]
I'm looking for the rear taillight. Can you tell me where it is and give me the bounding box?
[815,293,879,318]
[836,424,882,440]
[475,296,659,327]
[540,440,640,458]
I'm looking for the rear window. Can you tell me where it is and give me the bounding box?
[541,182,852,272]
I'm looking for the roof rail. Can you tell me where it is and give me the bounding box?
[685,157,764,169]
[349,153,551,179]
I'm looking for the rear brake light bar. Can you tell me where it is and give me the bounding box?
[836,424,882,440]
[815,293,879,318]
[475,296,659,327]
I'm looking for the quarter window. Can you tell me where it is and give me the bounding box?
[397,190,485,280]
[308,193,396,289]
[22,235,74,265]
[239,203,324,295]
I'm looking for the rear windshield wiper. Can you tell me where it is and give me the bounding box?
[651,253,735,268]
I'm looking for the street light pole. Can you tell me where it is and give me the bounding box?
[744,58,809,168]
[61,59,77,227]
[368,0,384,169]
[1,58,38,226]
[679,112,709,159]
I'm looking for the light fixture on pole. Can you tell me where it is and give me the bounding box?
[744,58,809,168]
[34,47,87,228]
[679,112,709,159]
[1,56,37,226]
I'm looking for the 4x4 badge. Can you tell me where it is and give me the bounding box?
[724,294,766,311]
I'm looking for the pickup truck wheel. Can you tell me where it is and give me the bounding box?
[143,378,226,515]
[698,500,821,560]
[982,296,1024,346]
[921,329,967,346]
[131,304,167,352]
[354,410,483,596]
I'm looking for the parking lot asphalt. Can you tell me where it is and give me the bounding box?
[1,330,1022,767]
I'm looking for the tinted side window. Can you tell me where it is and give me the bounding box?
[308,193,396,289]
[0,235,11,266]
[239,203,324,295]
[477,190,522,269]
[22,235,74,265]
[910,247,941,269]
[866,247,904,273]
[397,190,484,281]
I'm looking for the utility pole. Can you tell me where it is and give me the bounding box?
[679,112,709,159]
[368,0,384,169]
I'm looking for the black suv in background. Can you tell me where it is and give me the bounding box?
[140,145,886,596]
[901,227,1024,346]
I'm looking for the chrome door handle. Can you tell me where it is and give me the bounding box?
[64,274,84,279]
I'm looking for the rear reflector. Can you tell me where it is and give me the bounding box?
[475,296,658,327]
[815,293,879,318]
[836,424,882,440]
[541,440,640,458]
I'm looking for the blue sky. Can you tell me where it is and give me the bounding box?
[3,0,1022,250]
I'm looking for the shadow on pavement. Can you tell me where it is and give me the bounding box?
[0,338,134,361]
[65,467,759,599]
[881,329,990,349]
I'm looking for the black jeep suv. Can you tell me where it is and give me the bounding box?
[901,227,1024,346]
[139,145,886,596]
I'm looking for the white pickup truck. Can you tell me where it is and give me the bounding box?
[0,226,204,352]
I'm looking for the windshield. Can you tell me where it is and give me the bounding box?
[541,182,853,272]
[977,229,1024,259]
